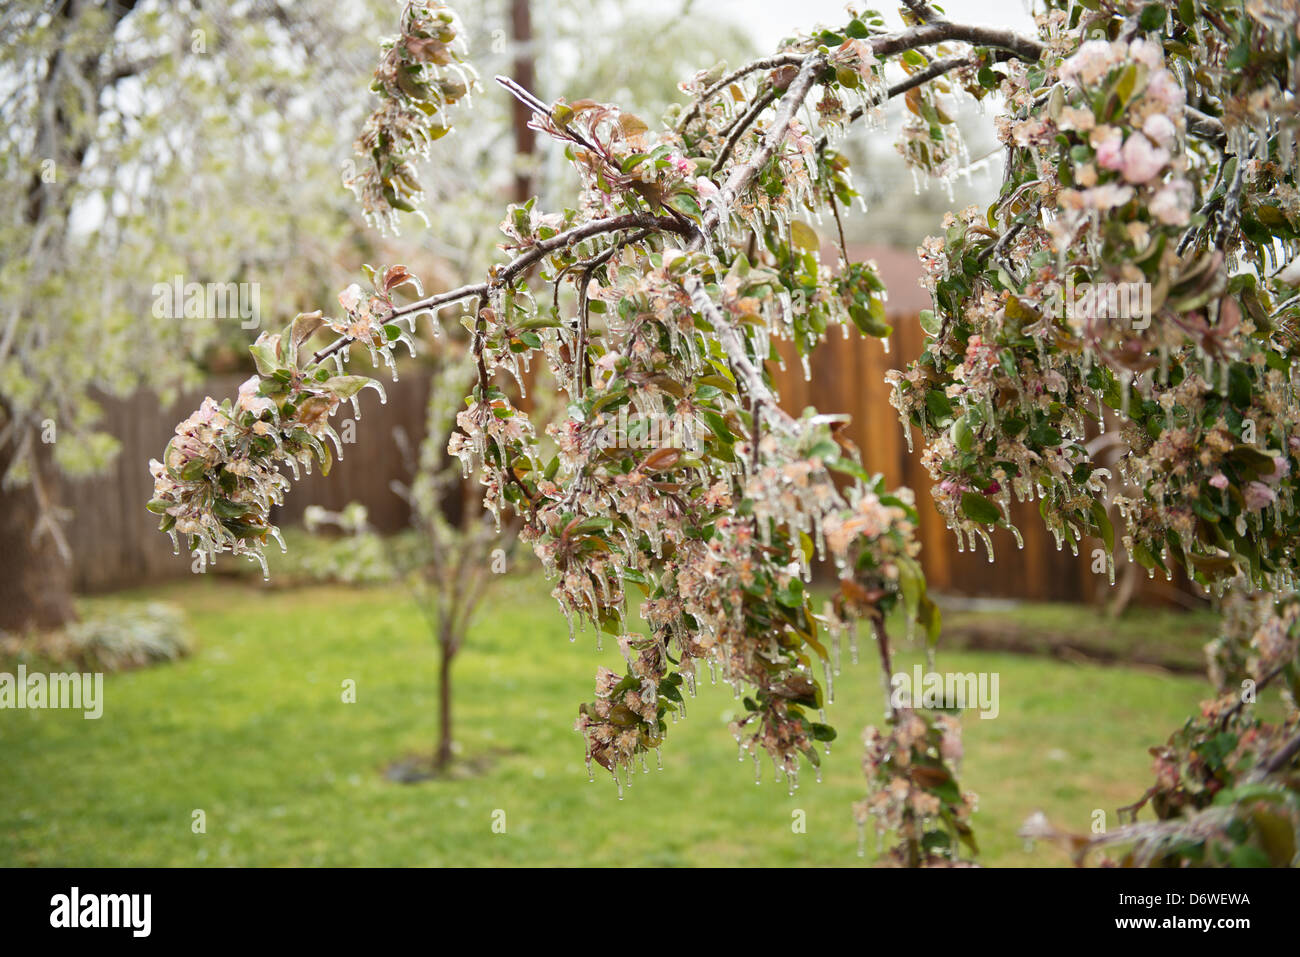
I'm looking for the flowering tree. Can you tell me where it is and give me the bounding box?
[0,0,396,632]
[151,0,1300,866]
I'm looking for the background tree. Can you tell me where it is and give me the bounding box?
[334,0,754,777]
[388,345,525,776]
[152,0,1300,866]
[0,0,394,632]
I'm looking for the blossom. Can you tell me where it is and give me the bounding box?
[235,375,275,417]
[338,283,364,313]
[1244,481,1277,511]
[1060,39,1116,85]
[1057,105,1095,133]
[1092,127,1123,170]
[1149,178,1192,225]
[1083,182,1135,210]
[694,176,719,201]
[1142,112,1176,148]
[1128,38,1164,71]
[1145,68,1186,111]
[1120,133,1169,184]
[1264,456,1292,486]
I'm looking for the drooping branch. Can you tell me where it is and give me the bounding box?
[686,278,783,413]
[311,212,692,367]
[868,20,1043,62]
[813,54,979,155]
[692,53,827,249]
[677,54,806,132]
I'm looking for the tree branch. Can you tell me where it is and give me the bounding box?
[311,213,689,368]
[677,54,806,132]
[693,53,827,249]
[813,54,978,154]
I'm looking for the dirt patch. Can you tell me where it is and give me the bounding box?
[382,746,519,783]
[941,622,1207,675]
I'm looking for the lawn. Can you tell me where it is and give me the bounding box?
[0,575,1223,867]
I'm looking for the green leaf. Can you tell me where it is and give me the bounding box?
[249,343,281,377]
[849,297,891,338]
[790,220,820,252]
[320,376,372,399]
[810,722,837,742]
[1138,3,1166,31]
[1090,499,1114,553]
[896,554,925,619]
[917,594,942,647]
[951,414,975,452]
[700,409,734,445]
[960,491,1001,525]
[925,389,953,424]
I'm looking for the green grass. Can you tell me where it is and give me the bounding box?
[0,576,1224,867]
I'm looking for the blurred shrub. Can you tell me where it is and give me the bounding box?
[65,603,192,672]
[241,510,420,587]
[2,603,193,673]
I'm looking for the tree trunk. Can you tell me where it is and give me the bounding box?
[509,0,537,203]
[0,436,76,634]
[434,643,455,771]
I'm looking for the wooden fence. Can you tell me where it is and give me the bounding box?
[65,244,1118,601]
[765,244,1098,602]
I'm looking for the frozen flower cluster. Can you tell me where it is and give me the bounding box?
[149,268,419,575]
[853,709,978,867]
[345,2,477,231]
[890,4,1300,597]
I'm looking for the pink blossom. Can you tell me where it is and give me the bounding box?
[1265,456,1292,486]
[1120,133,1169,184]
[1209,472,1229,490]
[1057,106,1095,133]
[235,375,275,416]
[1060,40,1115,85]
[1149,179,1192,226]
[1244,481,1277,511]
[1093,128,1123,171]
[1128,38,1164,71]
[1146,69,1186,110]
[1083,182,1135,209]
[1142,112,1176,148]
[940,730,963,764]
